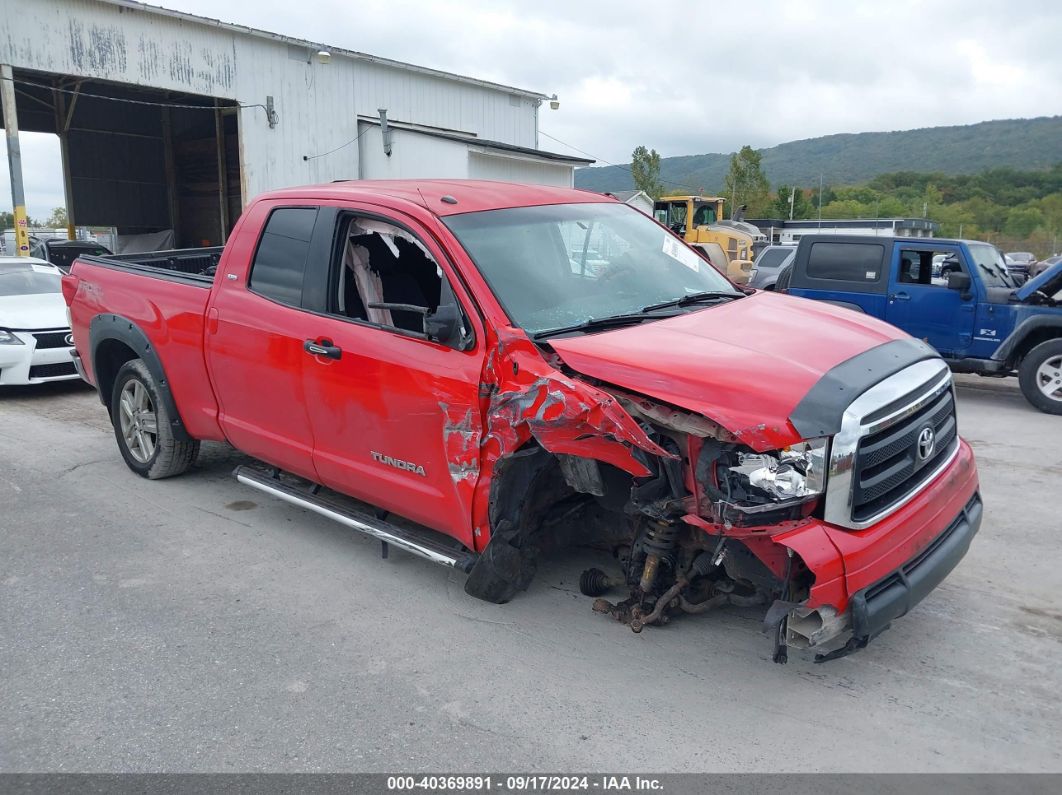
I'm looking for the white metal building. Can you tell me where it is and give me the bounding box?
[748,217,940,244]
[0,0,589,247]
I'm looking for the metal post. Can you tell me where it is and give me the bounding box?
[1,64,30,256]
[53,83,80,240]
[161,106,180,245]
[214,100,229,244]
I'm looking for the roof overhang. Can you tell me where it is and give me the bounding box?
[357,116,593,166]
[103,0,550,100]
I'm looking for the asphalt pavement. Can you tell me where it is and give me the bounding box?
[1,374,1060,772]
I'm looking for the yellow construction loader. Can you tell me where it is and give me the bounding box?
[653,195,763,284]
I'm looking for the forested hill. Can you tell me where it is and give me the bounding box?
[574,116,1062,193]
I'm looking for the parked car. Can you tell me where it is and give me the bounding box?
[65,181,981,663]
[29,237,112,273]
[1029,254,1062,279]
[777,235,1062,413]
[1004,251,1037,282]
[748,245,795,290]
[0,257,79,385]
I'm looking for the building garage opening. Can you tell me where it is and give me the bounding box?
[1,67,241,251]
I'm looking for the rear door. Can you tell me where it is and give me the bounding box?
[885,242,975,357]
[297,204,486,548]
[205,201,325,481]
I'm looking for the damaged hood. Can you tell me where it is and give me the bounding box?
[548,291,911,450]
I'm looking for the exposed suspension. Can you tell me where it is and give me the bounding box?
[637,520,680,594]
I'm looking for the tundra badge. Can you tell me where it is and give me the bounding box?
[371,451,426,476]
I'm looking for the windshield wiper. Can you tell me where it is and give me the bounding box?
[532,312,676,340]
[641,290,742,313]
[977,262,1015,288]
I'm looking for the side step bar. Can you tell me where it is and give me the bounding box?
[234,465,478,573]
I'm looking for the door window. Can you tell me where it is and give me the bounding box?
[329,214,469,344]
[897,248,963,287]
[248,207,319,306]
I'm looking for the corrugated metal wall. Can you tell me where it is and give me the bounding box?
[0,0,543,201]
[468,152,573,188]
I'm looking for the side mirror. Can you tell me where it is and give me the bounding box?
[946,271,972,294]
[424,303,471,350]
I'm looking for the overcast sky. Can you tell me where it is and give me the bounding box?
[4,0,1062,218]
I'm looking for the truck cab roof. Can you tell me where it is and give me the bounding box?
[263,179,614,217]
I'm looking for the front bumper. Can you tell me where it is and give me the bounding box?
[848,492,981,643]
[0,329,79,385]
[771,438,980,659]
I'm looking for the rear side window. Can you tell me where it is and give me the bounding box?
[249,207,318,305]
[757,248,792,269]
[807,242,884,282]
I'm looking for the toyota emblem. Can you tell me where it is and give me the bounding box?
[64,333,75,347]
[916,426,935,461]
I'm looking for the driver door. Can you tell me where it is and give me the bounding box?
[298,205,486,548]
[885,243,975,357]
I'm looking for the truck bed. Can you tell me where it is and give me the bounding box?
[81,247,224,283]
[67,252,224,441]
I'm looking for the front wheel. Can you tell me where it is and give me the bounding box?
[1018,339,1062,415]
[110,359,199,478]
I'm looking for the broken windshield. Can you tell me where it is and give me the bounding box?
[444,202,739,335]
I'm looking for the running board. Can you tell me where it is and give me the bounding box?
[234,465,477,573]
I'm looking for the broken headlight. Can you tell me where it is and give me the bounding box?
[728,439,828,501]
[700,437,829,525]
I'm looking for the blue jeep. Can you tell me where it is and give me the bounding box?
[777,235,1062,414]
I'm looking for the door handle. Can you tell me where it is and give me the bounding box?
[304,338,342,360]
[890,292,910,301]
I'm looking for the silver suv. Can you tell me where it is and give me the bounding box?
[748,245,795,290]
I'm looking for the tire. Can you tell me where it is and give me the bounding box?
[110,359,199,478]
[1018,339,1062,415]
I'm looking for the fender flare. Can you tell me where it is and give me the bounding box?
[89,313,192,441]
[992,315,1062,364]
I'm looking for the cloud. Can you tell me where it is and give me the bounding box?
[2,0,1060,218]
[0,134,65,221]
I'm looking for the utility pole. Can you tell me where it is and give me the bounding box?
[1,64,30,256]
[817,174,823,229]
[788,188,795,221]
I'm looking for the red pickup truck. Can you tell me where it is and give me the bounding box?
[64,180,981,662]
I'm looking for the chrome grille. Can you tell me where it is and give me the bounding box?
[852,388,957,522]
[824,359,958,530]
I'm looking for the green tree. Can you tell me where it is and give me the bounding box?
[630,146,664,199]
[807,184,837,215]
[772,185,810,219]
[724,145,770,217]
[821,199,873,219]
[1037,193,1062,237]
[1004,206,1044,238]
[46,207,69,228]
[0,211,13,230]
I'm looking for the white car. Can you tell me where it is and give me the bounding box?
[0,257,80,385]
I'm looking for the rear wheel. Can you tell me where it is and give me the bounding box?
[1018,339,1062,415]
[110,359,199,478]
